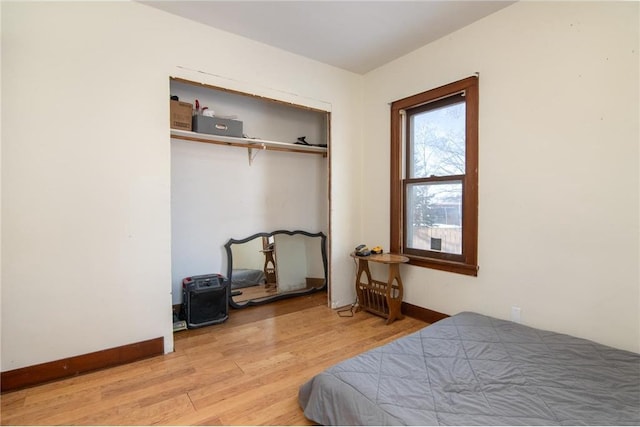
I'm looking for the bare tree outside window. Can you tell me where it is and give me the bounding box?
[407,100,465,255]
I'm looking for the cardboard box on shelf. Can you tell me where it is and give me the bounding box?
[170,100,193,131]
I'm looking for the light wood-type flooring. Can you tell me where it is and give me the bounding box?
[231,282,318,303]
[1,291,429,425]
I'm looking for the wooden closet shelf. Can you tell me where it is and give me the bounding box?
[171,129,327,156]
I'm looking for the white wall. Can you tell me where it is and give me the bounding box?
[362,1,639,352]
[171,142,328,303]
[1,1,362,371]
[4,0,635,375]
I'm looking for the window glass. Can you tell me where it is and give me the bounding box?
[405,181,462,255]
[409,101,466,178]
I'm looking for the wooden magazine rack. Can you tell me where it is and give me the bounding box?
[351,253,409,324]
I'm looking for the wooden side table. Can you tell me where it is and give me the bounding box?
[350,252,409,324]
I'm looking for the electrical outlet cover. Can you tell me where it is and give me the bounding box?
[511,306,522,323]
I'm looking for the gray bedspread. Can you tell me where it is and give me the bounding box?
[231,268,266,289]
[298,312,640,425]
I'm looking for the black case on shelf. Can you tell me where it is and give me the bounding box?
[181,274,229,328]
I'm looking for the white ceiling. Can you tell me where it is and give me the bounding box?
[141,1,515,74]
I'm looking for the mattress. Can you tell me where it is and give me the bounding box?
[230,268,266,289]
[299,312,640,425]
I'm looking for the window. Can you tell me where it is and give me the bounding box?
[390,76,478,276]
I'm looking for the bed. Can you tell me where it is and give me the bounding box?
[299,312,640,425]
[230,268,266,289]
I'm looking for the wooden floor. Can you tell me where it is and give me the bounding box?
[231,282,278,302]
[232,282,317,303]
[0,291,428,426]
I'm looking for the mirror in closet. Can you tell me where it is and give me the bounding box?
[225,230,327,308]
